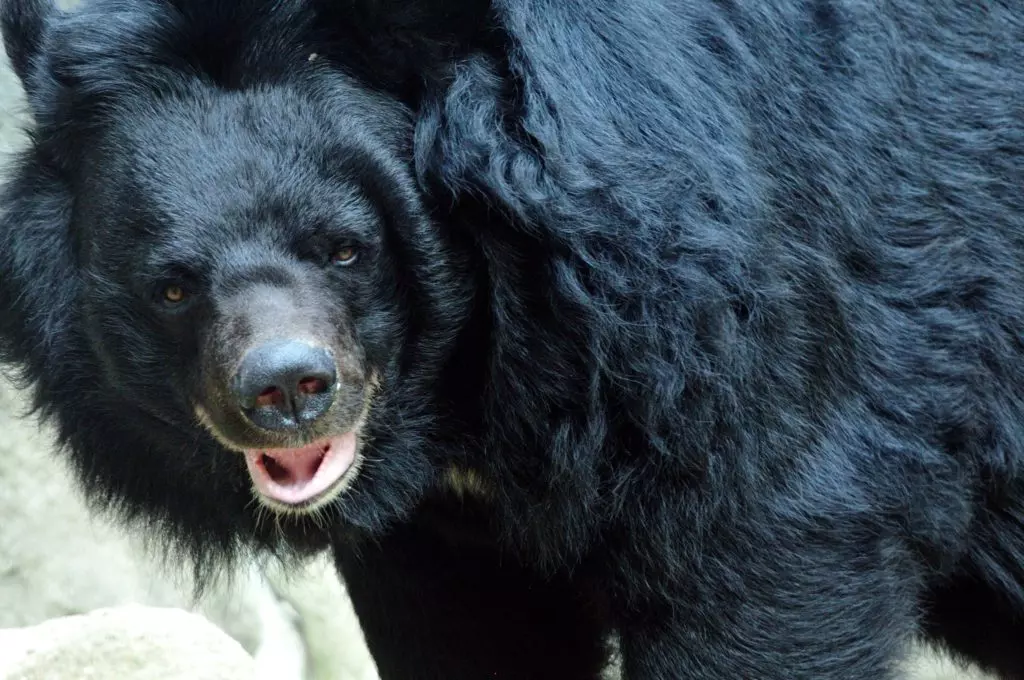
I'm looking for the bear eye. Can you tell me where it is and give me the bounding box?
[162,284,187,304]
[330,245,359,266]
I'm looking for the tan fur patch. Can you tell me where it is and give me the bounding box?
[444,466,492,501]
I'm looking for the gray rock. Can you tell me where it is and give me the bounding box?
[0,605,259,680]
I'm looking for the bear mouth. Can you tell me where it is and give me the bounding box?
[242,432,361,511]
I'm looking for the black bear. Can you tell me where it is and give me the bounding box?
[1,0,1023,678]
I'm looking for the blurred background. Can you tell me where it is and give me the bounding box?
[0,6,991,680]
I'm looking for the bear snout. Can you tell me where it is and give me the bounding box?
[231,339,338,431]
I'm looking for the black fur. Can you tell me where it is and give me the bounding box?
[2,0,1023,678]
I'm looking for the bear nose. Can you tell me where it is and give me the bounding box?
[232,340,337,431]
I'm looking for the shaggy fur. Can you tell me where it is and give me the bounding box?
[2,0,1024,678]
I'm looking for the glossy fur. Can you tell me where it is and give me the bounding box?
[1,0,1023,678]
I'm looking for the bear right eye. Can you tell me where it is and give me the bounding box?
[162,285,187,304]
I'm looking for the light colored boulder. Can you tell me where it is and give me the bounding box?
[904,646,991,680]
[0,605,258,680]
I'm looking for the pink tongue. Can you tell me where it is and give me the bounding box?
[244,432,357,506]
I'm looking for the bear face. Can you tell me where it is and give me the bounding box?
[78,83,398,512]
[0,0,472,560]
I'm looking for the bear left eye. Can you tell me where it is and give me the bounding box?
[330,246,359,266]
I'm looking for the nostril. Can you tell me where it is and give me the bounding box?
[254,386,285,409]
[298,376,329,395]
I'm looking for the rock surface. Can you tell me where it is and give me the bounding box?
[0,606,258,680]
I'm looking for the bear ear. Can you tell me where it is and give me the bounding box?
[1,0,55,91]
